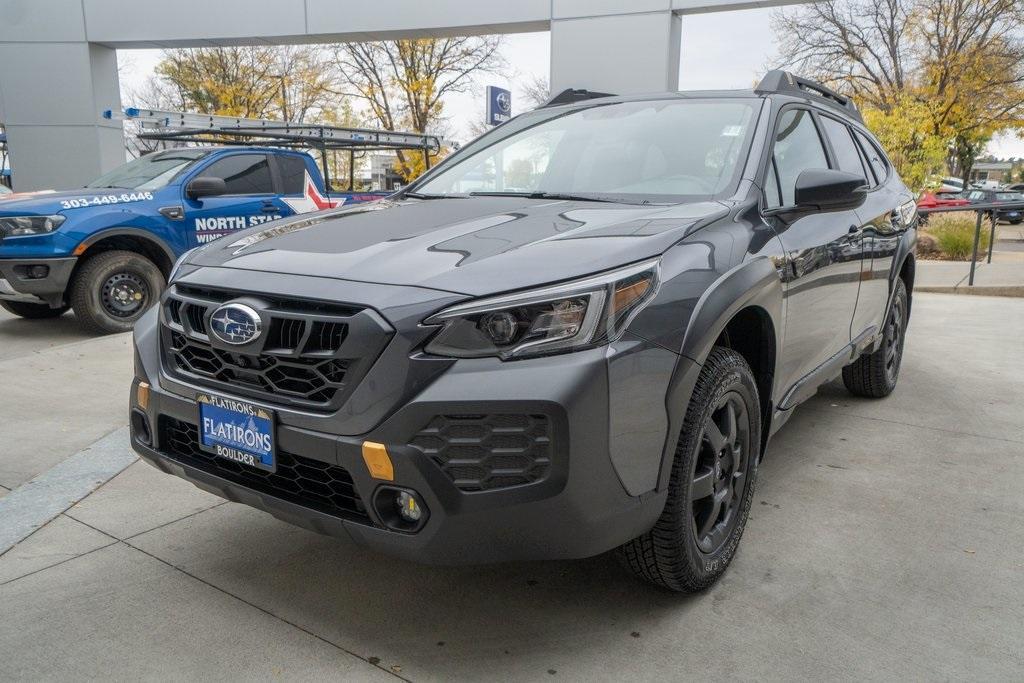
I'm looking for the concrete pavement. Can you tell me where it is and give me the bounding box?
[1,294,1023,680]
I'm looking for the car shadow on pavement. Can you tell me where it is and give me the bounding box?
[129,497,711,677]
[0,313,97,352]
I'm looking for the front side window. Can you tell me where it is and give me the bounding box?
[415,99,759,202]
[821,117,868,183]
[853,130,888,184]
[197,154,274,195]
[767,109,829,207]
[86,149,208,191]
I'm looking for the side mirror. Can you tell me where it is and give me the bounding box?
[793,168,867,212]
[186,176,226,200]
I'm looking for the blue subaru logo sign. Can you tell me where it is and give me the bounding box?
[210,303,262,345]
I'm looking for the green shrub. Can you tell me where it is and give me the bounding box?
[925,212,990,260]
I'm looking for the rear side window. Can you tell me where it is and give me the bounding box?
[767,109,829,207]
[198,154,274,195]
[853,130,888,184]
[821,117,869,183]
[278,155,309,195]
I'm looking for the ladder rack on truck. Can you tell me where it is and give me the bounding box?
[104,107,444,192]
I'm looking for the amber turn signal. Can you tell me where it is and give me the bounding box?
[362,441,394,481]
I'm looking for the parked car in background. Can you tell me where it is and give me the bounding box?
[965,188,1024,224]
[1005,183,1024,193]
[917,191,970,211]
[938,177,965,193]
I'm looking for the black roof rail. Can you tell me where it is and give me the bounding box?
[542,88,617,108]
[755,70,863,123]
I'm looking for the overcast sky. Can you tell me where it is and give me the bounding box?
[118,9,1024,158]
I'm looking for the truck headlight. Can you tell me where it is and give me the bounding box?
[0,215,66,237]
[423,259,660,360]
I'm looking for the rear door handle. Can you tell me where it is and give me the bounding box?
[261,201,279,213]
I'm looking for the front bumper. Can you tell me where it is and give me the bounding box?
[0,257,76,307]
[130,307,684,564]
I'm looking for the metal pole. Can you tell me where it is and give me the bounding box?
[349,150,355,191]
[319,128,330,192]
[968,210,984,286]
[987,213,996,264]
[423,144,431,171]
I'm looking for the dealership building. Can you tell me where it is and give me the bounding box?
[0,0,806,191]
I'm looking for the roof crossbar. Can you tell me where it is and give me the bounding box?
[542,88,617,108]
[755,70,863,122]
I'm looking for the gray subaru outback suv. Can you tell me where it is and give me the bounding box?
[130,71,917,591]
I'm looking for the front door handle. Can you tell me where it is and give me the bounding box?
[261,202,279,213]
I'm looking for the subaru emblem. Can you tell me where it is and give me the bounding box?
[209,303,262,345]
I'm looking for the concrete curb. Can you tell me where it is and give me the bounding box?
[0,427,136,555]
[916,285,1024,298]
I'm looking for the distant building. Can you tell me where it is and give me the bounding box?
[969,161,1013,185]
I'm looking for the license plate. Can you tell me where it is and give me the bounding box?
[197,394,276,472]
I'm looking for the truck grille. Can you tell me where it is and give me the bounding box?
[159,416,371,524]
[410,414,552,491]
[160,284,392,411]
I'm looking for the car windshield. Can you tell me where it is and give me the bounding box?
[414,98,758,203]
[85,149,209,191]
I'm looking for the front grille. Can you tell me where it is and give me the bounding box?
[159,416,371,524]
[410,414,552,491]
[160,284,392,411]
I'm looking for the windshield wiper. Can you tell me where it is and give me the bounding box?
[402,191,467,199]
[469,191,624,204]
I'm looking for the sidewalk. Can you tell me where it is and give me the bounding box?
[916,258,1024,296]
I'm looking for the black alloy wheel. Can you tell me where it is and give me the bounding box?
[842,277,908,398]
[691,392,750,555]
[618,346,760,592]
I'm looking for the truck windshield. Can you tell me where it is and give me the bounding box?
[85,149,209,191]
[414,98,758,203]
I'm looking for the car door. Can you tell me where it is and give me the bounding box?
[184,153,283,246]
[847,126,903,339]
[763,107,864,400]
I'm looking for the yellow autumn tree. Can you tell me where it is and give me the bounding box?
[333,37,505,182]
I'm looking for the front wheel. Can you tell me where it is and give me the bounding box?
[0,300,70,319]
[618,347,761,592]
[69,250,165,334]
[842,277,908,398]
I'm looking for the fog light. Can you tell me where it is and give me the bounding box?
[29,265,49,279]
[396,490,423,522]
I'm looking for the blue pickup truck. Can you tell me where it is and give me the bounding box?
[0,147,386,333]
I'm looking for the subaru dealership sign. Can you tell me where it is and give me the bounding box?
[486,86,512,126]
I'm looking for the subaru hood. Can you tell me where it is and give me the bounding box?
[189,196,729,296]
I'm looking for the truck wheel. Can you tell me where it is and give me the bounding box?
[842,277,908,398]
[618,347,760,592]
[69,250,165,334]
[0,300,70,319]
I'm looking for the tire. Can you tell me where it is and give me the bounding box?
[618,347,761,593]
[1010,219,1023,225]
[69,250,165,334]
[842,277,908,398]
[0,300,70,319]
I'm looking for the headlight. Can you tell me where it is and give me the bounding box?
[0,215,66,237]
[423,259,660,360]
[898,200,918,227]
[168,247,199,283]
